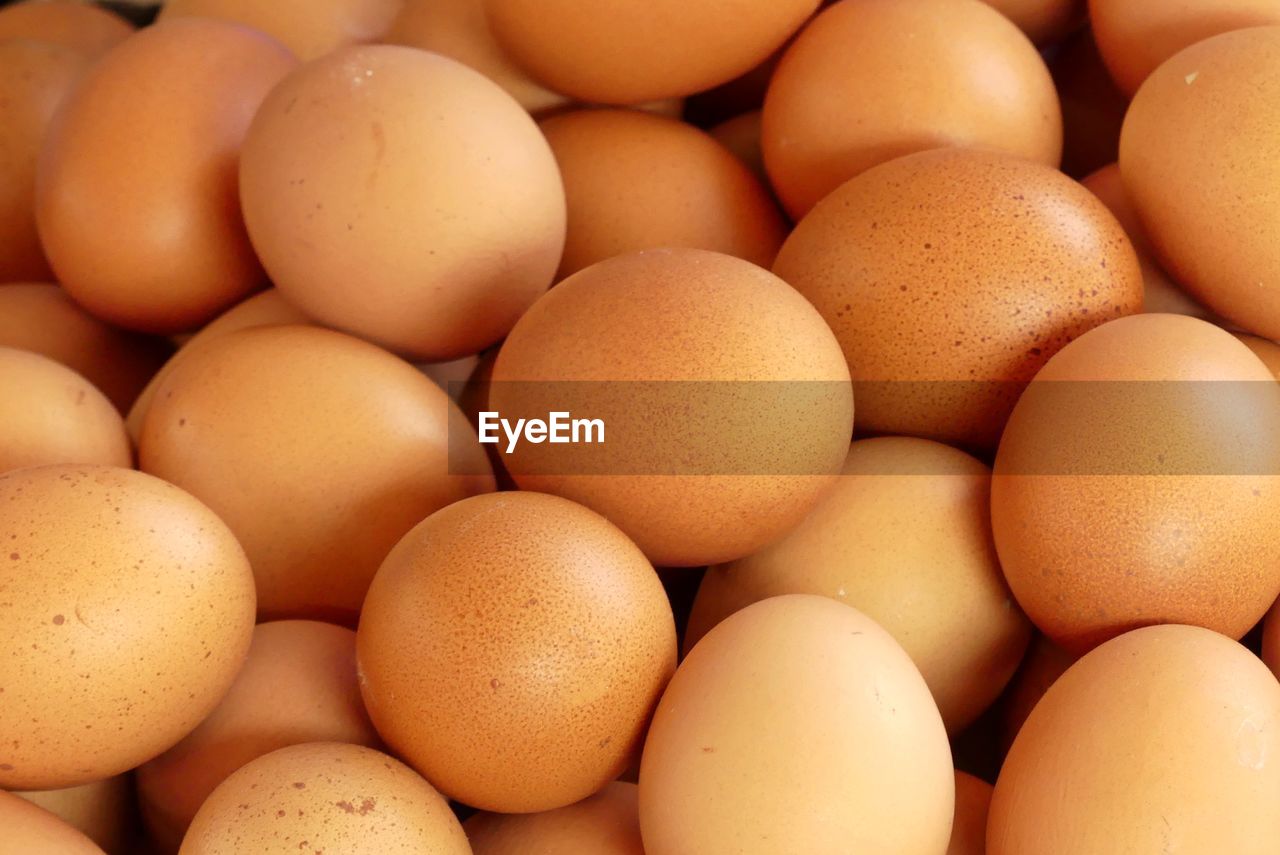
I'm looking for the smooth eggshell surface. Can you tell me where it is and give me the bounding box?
[981,0,1082,44]
[0,1,132,57]
[0,791,104,855]
[14,776,134,855]
[465,781,643,855]
[158,0,400,60]
[949,772,993,855]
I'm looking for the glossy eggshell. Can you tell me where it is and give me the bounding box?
[464,782,643,855]
[357,492,676,813]
[15,776,135,854]
[35,20,296,334]
[239,45,565,361]
[981,0,1083,44]
[0,791,104,855]
[0,1,132,57]
[1050,28,1128,178]
[998,634,1076,753]
[138,324,494,623]
[158,0,399,60]
[989,624,1280,854]
[762,0,1061,218]
[0,465,256,790]
[773,148,1143,450]
[1236,333,1280,379]
[949,772,992,855]
[639,595,954,855]
[178,743,470,855]
[992,314,1280,652]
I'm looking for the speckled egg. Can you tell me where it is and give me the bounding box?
[465,782,643,855]
[158,0,400,60]
[0,1,131,57]
[949,772,993,855]
[0,790,104,855]
[981,0,1082,44]
[15,776,134,854]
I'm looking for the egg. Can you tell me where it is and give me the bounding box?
[1263,599,1280,678]
[639,595,953,855]
[992,314,1280,652]
[465,782,643,855]
[708,110,766,182]
[773,148,1143,450]
[137,620,381,852]
[1050,28,1128,178]
[1236,333,1280,378]
[762,0,1061,218]
[138,324,494,623]
[949,772,993,855]
[0,0,132,57]
[178,743,469,855]
[158,0,400,61]
[35,20,296,334]
[0,348,130,474]
[540,109,786,279]
[1120,26,1280,341]
[980,0,1082,44]
[687,437,1030,733]
[0,465,256,789]
[998,634,1076,753]
[482,0,819,104]
[239,45,565,361]
[0,790,104,855]
[490,248,853,567]
[15,777,135,854]
[989,624,1280,853]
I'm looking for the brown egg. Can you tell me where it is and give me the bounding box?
[1120,27,1280,341]
[139,325,493,623]
[1090,0,1280,96]
[0,43,88,282]
[640,595,953,855]
[0,791,104,855]
[0,284,170,413]
[15,777,135,854]
[541,109,786,279]
[762,0,1061,218]
[998,635,1076,753]
[0,1,131,57]
[0,348,130,474]
[708,110,766,183]
[490,248,853,567]
[1263,599,1280,678]
[990,625,1280,853]
[178,743,469,855]
[949,772,993,855]
[773,148,1143,450]
[158,0,399,61]
[35,20,295,334]
[482,0,818,104]
[1237,333,1280,379]
[465,782,643,855]
[358,492,675,812]
[138,620,380,852]
[0,465,255,790]
[981,0,1082,44]
[1050,28,1128,178]
[992,314,1280,653]
[239,45,565,361]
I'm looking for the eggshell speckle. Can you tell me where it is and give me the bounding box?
[0,790,104,855]
[0,1,132,58]
[159,0,400,61]
[465,782,643,855]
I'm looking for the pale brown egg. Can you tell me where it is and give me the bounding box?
[15,777,135,854]
[178,743,469,855]
[762,0,1061,218]
[138,324,494,623]
[541,109,786,279]
[990,625,1280,853]
[239,45,565,361]
[0,1,131,57]
[0,465,256,790]
[640,595,953,855]
[981,0,1082,44]
[773,148,1142,450]
[1120,26,1280,341]
[490,248,853,567]
[1237,333,1280,379]
[465,782,643,855]
[0,791,104,855]
[0,348,130,474]
[708,110,766,183]
[35,20,296,334]
[998,634,1076,753]
[1050,28,1128,178]
[949,772,993,855]
[138,620,381,852]
[992,314,1280,652]
[158,0,399,61]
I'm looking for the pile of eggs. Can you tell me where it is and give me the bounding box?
[5,0,1280,852]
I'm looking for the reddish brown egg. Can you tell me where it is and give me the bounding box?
[465,782,643,854]
[998,635,1076,753]
[949,772,993,855]
[0,791,104,855]
[0,0,132,57]
[1050,28,1129,178]
[158,0,399,60]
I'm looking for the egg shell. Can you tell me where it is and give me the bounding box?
[137,620,380,852]
[178,743,469,855]
[980,0,1083,44]
[948,772,992,855]
[0,1,132,57]
[989,624,1280,853]
[992,314,1280,652]
[708,110,766,183]
[1263,600,1280,678]
[0,790,104,855]
[158,0,399,61]
[639,594,953,855]
[15,776,135,854]
[0,465,256,790]
[139,324,494,623]
[773,147,1143,450]
[1050,28,1128,178]
[35,19,296,334]
[239,44,565,361]
[464,782,643,855]
[1236,333,1280,379]
[997,634,1076,753]
[762,0,1061,218]
[540,108,786,279]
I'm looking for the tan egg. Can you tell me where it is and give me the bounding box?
[708,110,766,184]
[15,777,135,854]
[1120,27,1280,341]
[239,45,565,361]
[139,325,494,623]
[0,42,88,282]
[138,620,380,852]
[35,20,296,334]
[686,437,1030,733]
[639,595,954,855]
[773,148,1143,450]
[178,743,469,855]
[158,0,399,61]
[0,284,170,413]
[990,625,1280,854]
[998,635,1076,753]
[541,109,786,279]
[981,0,1082,44]
[0,465,256,790]
[0,348,130,474]
[0,791,104,855]
[992,314,1280,653]
[1236,333,1280,379]
[949,772,992,855]
[1050,28,1128,178]
[483,0,818,104]
[0,1,131,57]
[762,0,1061,218]
[465,782,643,855]
[490,248,853,567]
